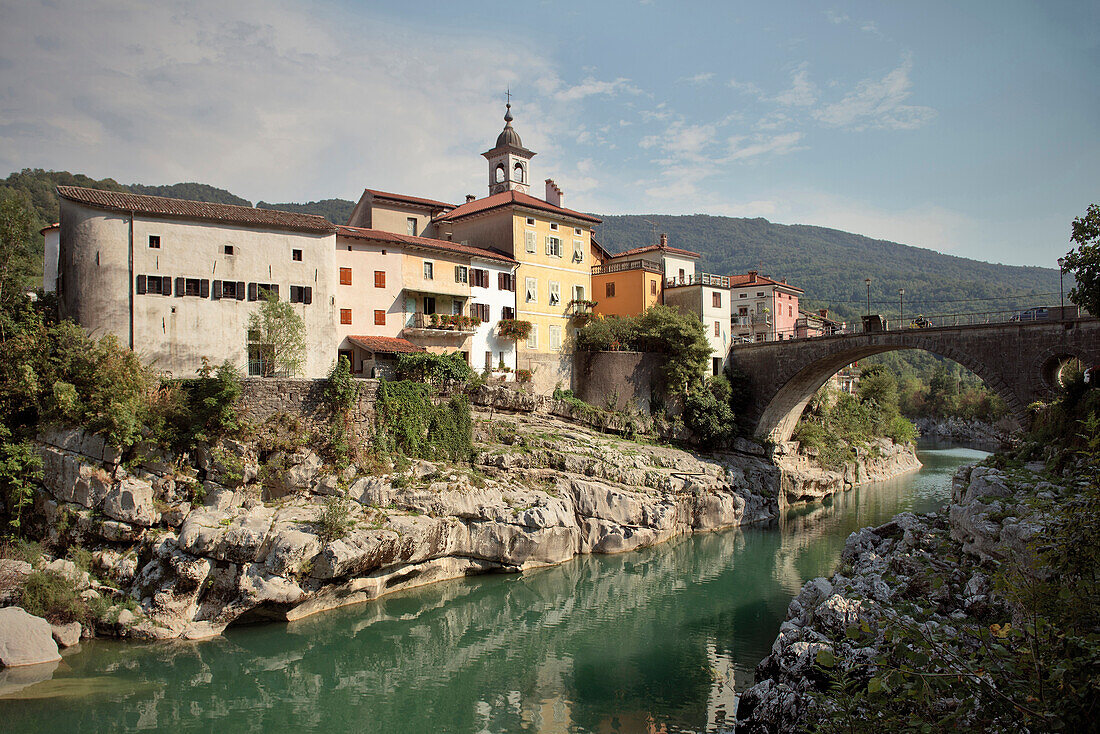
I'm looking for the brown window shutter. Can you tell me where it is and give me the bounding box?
[175,277,185,297]
[136,275,147,294]
[212,280,222,299]
[236,281,246,300]
[304,286,312,305]
[200,279,210,298]
[270,284,279,300]
[248,282,258,301]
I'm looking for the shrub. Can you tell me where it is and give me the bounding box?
[375,380,473,461]
[315,496,354,543]
[323,355,358,467]
[20,570,83,624]
[682,376,737,448]
[394,351,472,385]
[516,369,533,383]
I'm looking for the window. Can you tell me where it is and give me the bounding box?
[526,326,538,349]
[525,277,537,303]
[148,235,160,249]
[498,272,515,291]
[485,351,493,369]
[606,281,616,297]
[650,280,657,295]
[374,310,386,325]
[370,270,383,288]
[452,300,462,316]
[549,325,562,351]
[714,321,720,337]
[184,278,202,296]
[218,281,240,299]
[340,309,352,324]
[224,244,234,255]
[423,261,434,280]
[502,306,515,320]
[572,284,585,302]
[292,249,302,261]
[472,303,490,321]
[756,334,765,343]
[545,236,562,257]
[454,265,468,284]
[739,307,748,315]
[526,217,535,226]
[251,283,278,301]
[513,162,525,182]
[495,164,506,183]
[340,268,352,285]
[136,274,172,295]
[289,285,312,304]
[548,281,560,306]
[678,268,685,281]
[406,218,418,237]
[756,291,765,297]
[712,292,722,308]
[739,293,747,298]
[525,230,536,253]
[471,268,489,288]
[423,296,436,314]
[713,358,722,377]
[788,306,793,317]
[549,222,559,231]
[572,239,584,263]
[574,227,582,236]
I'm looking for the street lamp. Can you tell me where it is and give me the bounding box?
[1057,257,1065,317]
[865,278,872,318]
[899,288,905,327]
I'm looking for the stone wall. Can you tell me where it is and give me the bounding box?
[238,378,379,435]
[573,351,666,413]
[519,352,576,395]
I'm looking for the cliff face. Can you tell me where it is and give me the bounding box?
[773,438,922,506]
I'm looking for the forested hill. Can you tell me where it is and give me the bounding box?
[2,168,1061,323]
[595,214,1061,323]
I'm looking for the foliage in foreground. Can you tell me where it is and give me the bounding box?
[1063,202,1100,317]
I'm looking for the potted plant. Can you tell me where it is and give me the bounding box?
[429,313,441,328]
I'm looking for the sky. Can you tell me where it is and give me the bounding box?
[1,0,1097,268]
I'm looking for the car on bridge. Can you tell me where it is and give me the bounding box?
[1011,307,1050,322]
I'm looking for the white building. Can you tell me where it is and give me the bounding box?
[469,253,518,375]
[41,223,59,293]
[56,186,339,378]
[662,272,732,377]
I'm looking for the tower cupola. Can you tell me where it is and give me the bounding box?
[482,98,536,196]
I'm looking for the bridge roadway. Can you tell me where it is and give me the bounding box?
[726,317,1100,443]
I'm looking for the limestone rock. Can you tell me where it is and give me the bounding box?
[0,608,61,667]
[101,476,158,527]
[51,622,82,648]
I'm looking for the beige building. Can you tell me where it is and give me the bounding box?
[56,186,339,378]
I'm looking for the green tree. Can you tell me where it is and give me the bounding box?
[1064,203,1100,316]
[0,196,39,341]
[247,293,306,377]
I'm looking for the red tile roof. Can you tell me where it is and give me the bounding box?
[365,189,455,210]
[612,242,701,259]
[39,222,59,234]
[335,225,517,264]
[57,186,335,233]
[434,190,601,224]
[347,335,424,355]
[728,272,804,292]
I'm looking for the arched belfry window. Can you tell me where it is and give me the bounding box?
[513,162,525,183]
[495,164,506,183]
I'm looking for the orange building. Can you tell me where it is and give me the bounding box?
[591,235,700,317]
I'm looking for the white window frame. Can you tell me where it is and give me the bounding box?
[526,326,538,349]
[572,239,583,263]
[455,265,468,284]
[423,261,434,280]
[406,217,418,237]
[549,222,559,231]
[545,236,562,258]
[572,284,585,302]
[525,230,537,254]
[525,277,537,303]
[549,325,562,351]
[548,280,560,306]
[574,227,582,236]
[526,217,535,226]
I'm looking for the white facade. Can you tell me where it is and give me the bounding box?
[41,224,59,292]
[58,194,338,379]
[469,257,519,374]
[662,253,697,283]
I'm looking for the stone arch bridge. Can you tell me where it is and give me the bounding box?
[726,318,1100,443]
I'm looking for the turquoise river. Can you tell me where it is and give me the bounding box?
[2,443,987,733]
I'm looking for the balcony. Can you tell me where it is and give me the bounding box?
[665,272,730,289]
[568,299,598,322]
[592,259,663,276]
[404,312,479,336]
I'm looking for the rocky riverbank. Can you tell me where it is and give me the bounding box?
[774,437,922,505]
[913,416,1014,450]
[0,405,925,651]
[736,459,1072,731]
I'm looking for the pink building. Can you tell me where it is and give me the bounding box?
[728,270,803,342]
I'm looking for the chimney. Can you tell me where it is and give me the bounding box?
[819,308,828,318]
[748,270,758,284]
[545,178,563,207]
[781,277,787,284]
[659,233,668,248]
[465,194,476,203]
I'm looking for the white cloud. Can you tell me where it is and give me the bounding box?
[728,78,764,97]
[813,56,935,130]
[773,63,818,107]
[680,72,715,86]
[726,132,805,161]
[553,77,642,102]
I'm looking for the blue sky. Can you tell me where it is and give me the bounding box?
[1,1,1096,267]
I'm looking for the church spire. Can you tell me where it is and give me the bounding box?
[482,91,535,196]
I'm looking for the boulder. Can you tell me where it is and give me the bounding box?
[51,622,82,648]
[101,476,158,526]
[0,607,61,667]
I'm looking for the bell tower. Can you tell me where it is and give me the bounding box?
[482,94,535,196]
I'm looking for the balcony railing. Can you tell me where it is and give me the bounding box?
[732,314,770,326]
[665,272,730,289]
[568,299,598,319]
[407,312,478,332]
[592,259,663,276]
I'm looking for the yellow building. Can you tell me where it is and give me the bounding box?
[433,103,601,374]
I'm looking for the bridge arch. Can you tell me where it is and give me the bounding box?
[726,320,1100,444]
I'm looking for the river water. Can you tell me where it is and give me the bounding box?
[2,444,986,733]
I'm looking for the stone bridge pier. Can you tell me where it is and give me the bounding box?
[726,318,1100,443]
